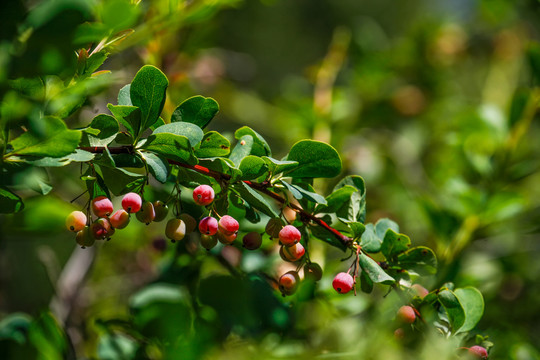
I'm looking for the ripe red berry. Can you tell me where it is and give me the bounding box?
[217,231,237,245]
[468,346,488,359]
[121,192,142,213]
[136,201,155,225]
[279,243,305,262]
[411,284,429,299]
[66,211,87,232]
[76,226,95,248]
[153,200,169,222]
[92,196,114,217]
[278,225,301,246]
[180,213,197,234]
[200,234,218,250]
[303,262,323,281]
[332,272,354,294]
[199,216,218,235]
[242,232,262,250]
[218,215,239,235]
[91,218,114,240]
[193,185,215,206]
[278,270,300,296]
[165,218,186,242]
[109,209,130,229]
[396,305,416,324]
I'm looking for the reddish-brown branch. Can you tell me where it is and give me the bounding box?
[79,146,353,247]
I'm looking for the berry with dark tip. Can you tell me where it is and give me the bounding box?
[66,211,87,232]
[242,232,262,250]
[279,271,300,296]
[304,262,323,281]
[109,209,130,229]
[153,200,169,222]
[468,346,488,359]
[218,215,239,235]
[332,272,354,294]
[200,234,217,250]
[136,201,155,224]
[92,196,114,217]
[396,305,416,324]
[199,216,218,235]
[121,192,142,213]
[165,218,186,242]
[193,185,215,206]
[278,225,301,246]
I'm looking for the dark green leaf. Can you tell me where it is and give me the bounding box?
[235,126,271,157]
[171,95,219,129]
[130,65,169,133]
[397,246,438,275]
[229,135,253,166]
[358,252,395,284]
[348,221,366,239]
[333,175,366,223]
[94,164,145,196]
[111,154,144,168]
[438,289,466,333]
[239,155,268,180]
[176,167,213,188]
[152,122,204,147]
[375,218,399,239]
[83,114,119,146]
[381,229,411,259]
[309,224,348,251]
[315,185,357,214]
[285,140,341,178]
[454,287,484,333]
[262,156,298,174]
[232,181,278,218]
[195,131,230,158]
[142,133,198,165]
[107,104,141,138]
[360,269,374,294]
[141,151,170,183]
[280,180,327,205]
[0,187,24,213]
[198,157,241,180]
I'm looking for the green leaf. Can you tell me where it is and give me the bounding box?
[152,122,204,147]
[28,312,67,360]
[438,289,466,333]
[141,151,170,183]
[285,140,341,178]
[0,313,32,344]
[280,180,327,205]
[235,126,271,157]
[8,116,82,158]
[142,133,198,165]
[0,187,24,213]
[375,218,400,239]
[315,185,357,214]
[130,65,169,133]
[94,164,145,196]
[97,333,138,360]
[107,104,141,138]
[397,246,438,275]
[171,95,219,128]
[83,114,119,146]
[333,175,366,223]
[348,221,366,239]
[381,229,411,259]
[198,157,242,180]
[358,252,395,284]
[454,287,484,333]
[229,135,253,166]
[239,155,268,180]
[117,84,132,106]
[232,181,278,218]
[360,224,381,253]
[195,131,231,158]
[176,167,213,188]
[262,156,298,174]
[111,153,144,168]
[360,269,374,294]
[309,224,347,251]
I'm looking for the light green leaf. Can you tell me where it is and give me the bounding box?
[130,65,169,133]
[380,229,411,259]
[83,114,119,147]
[141,151,170,183]
[152,122,204,147]
[315,185,357,214]
[358,252,395,284]
[239,155,268,180]
[195,131,230,158]
[360,224,381,253]
[107,104,141,138]
[397,246,438,275]
[229,135,253,166]
[171,95,219,129]
[438,289,466,333]
[142,133,198,165]
[455,287,484,333]
[333,175,366,223]
[117,84,132,106]
[262,156,298,174]
[235,126,271,157]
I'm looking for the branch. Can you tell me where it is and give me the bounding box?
[78,146,353,247]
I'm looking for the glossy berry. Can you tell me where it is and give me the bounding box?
[121,192,142,213]
[153,200,169,222]
[193,185,215,206]
[91,218,114,239]
[199,216,218,235]
[242,232,262,250]
[468,346,488,359]
[66,211,87,232]
[200,234,218,250]
[136,201,155,225]
[92,196,114,217]
[265,218,283,238]
[76,226,95,248]
[304,262,323,281]
[165,218,186,242]
[109,209,130,229]
[411,284,429,299]
[217,231,237,245]
[396,305,416,324]
[279,243,305,262]
[180,213,197,234]
[332,272,354,294]
[278,225,301,246]
[218,215,239,235]
[278,271,300,296]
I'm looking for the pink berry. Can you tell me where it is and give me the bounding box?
[279,243,305,262]
[411,284,429,299]
[66,211,87,232]
[468,346,488,359]
[91,196,114,217]
[199,216,218,235]
[218,215,239,235]
[91,218,114,240]
[278,271,300,296]
[217,231,237,245]
[122,192,142,213]
[396,305,416,324]
[332,272,354,294]
[193,185,215,206]
[394,328,405,340]
[242,232,262,250]
[109,209,130,229]
[278,225,301,246]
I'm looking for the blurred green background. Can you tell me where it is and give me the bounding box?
[1,0,540,358]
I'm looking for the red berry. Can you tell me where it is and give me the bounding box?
[200,234,218,250]
[332,272,354,294]
[66,211,87,232]
[199,216,218,235]
[242,232,262,250]
[193,185,215,206]
[411,284,429,299]
[218,215,239,235]
[136,201,155,224]
[279,243,305,262]
[91,218,114,240]
[394,328,405,340]
[92,196,114,217]
[278,225,301,246]
[303,262,323,281]
[165,218,186,242]
[396,305,416,324]
[109,209,130,229]
[217,231,237,245]
[278,271,300,296]
[121,192,142,213]
[468,346,488,359]
[153,200,169,222]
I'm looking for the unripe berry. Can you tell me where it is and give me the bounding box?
[193,185,215,206]
[278,225,301,246]
[332,272,354,294]
[165,218,186,242]
[153,200,169,222]
[200,234,217,250]
[136,201,155,225]
[66,211,87,232]
[304,262,323,281]
[279,243,305,262]
[394,328,405,340]
[76,226,95,248]
[468,346,488,359]
[265,218,282,238]
[199,216,218,235]
[109,209,130,229]
[91,196,114,217]
[179,213,197,233]
[411,284,429,299]
[278,270,300,296]
[218,215,239,235]
[242,232,262,250]
[91,218,114,239]
[396,305,416,324]
[121,192,142,213]
[217,230,237,245]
